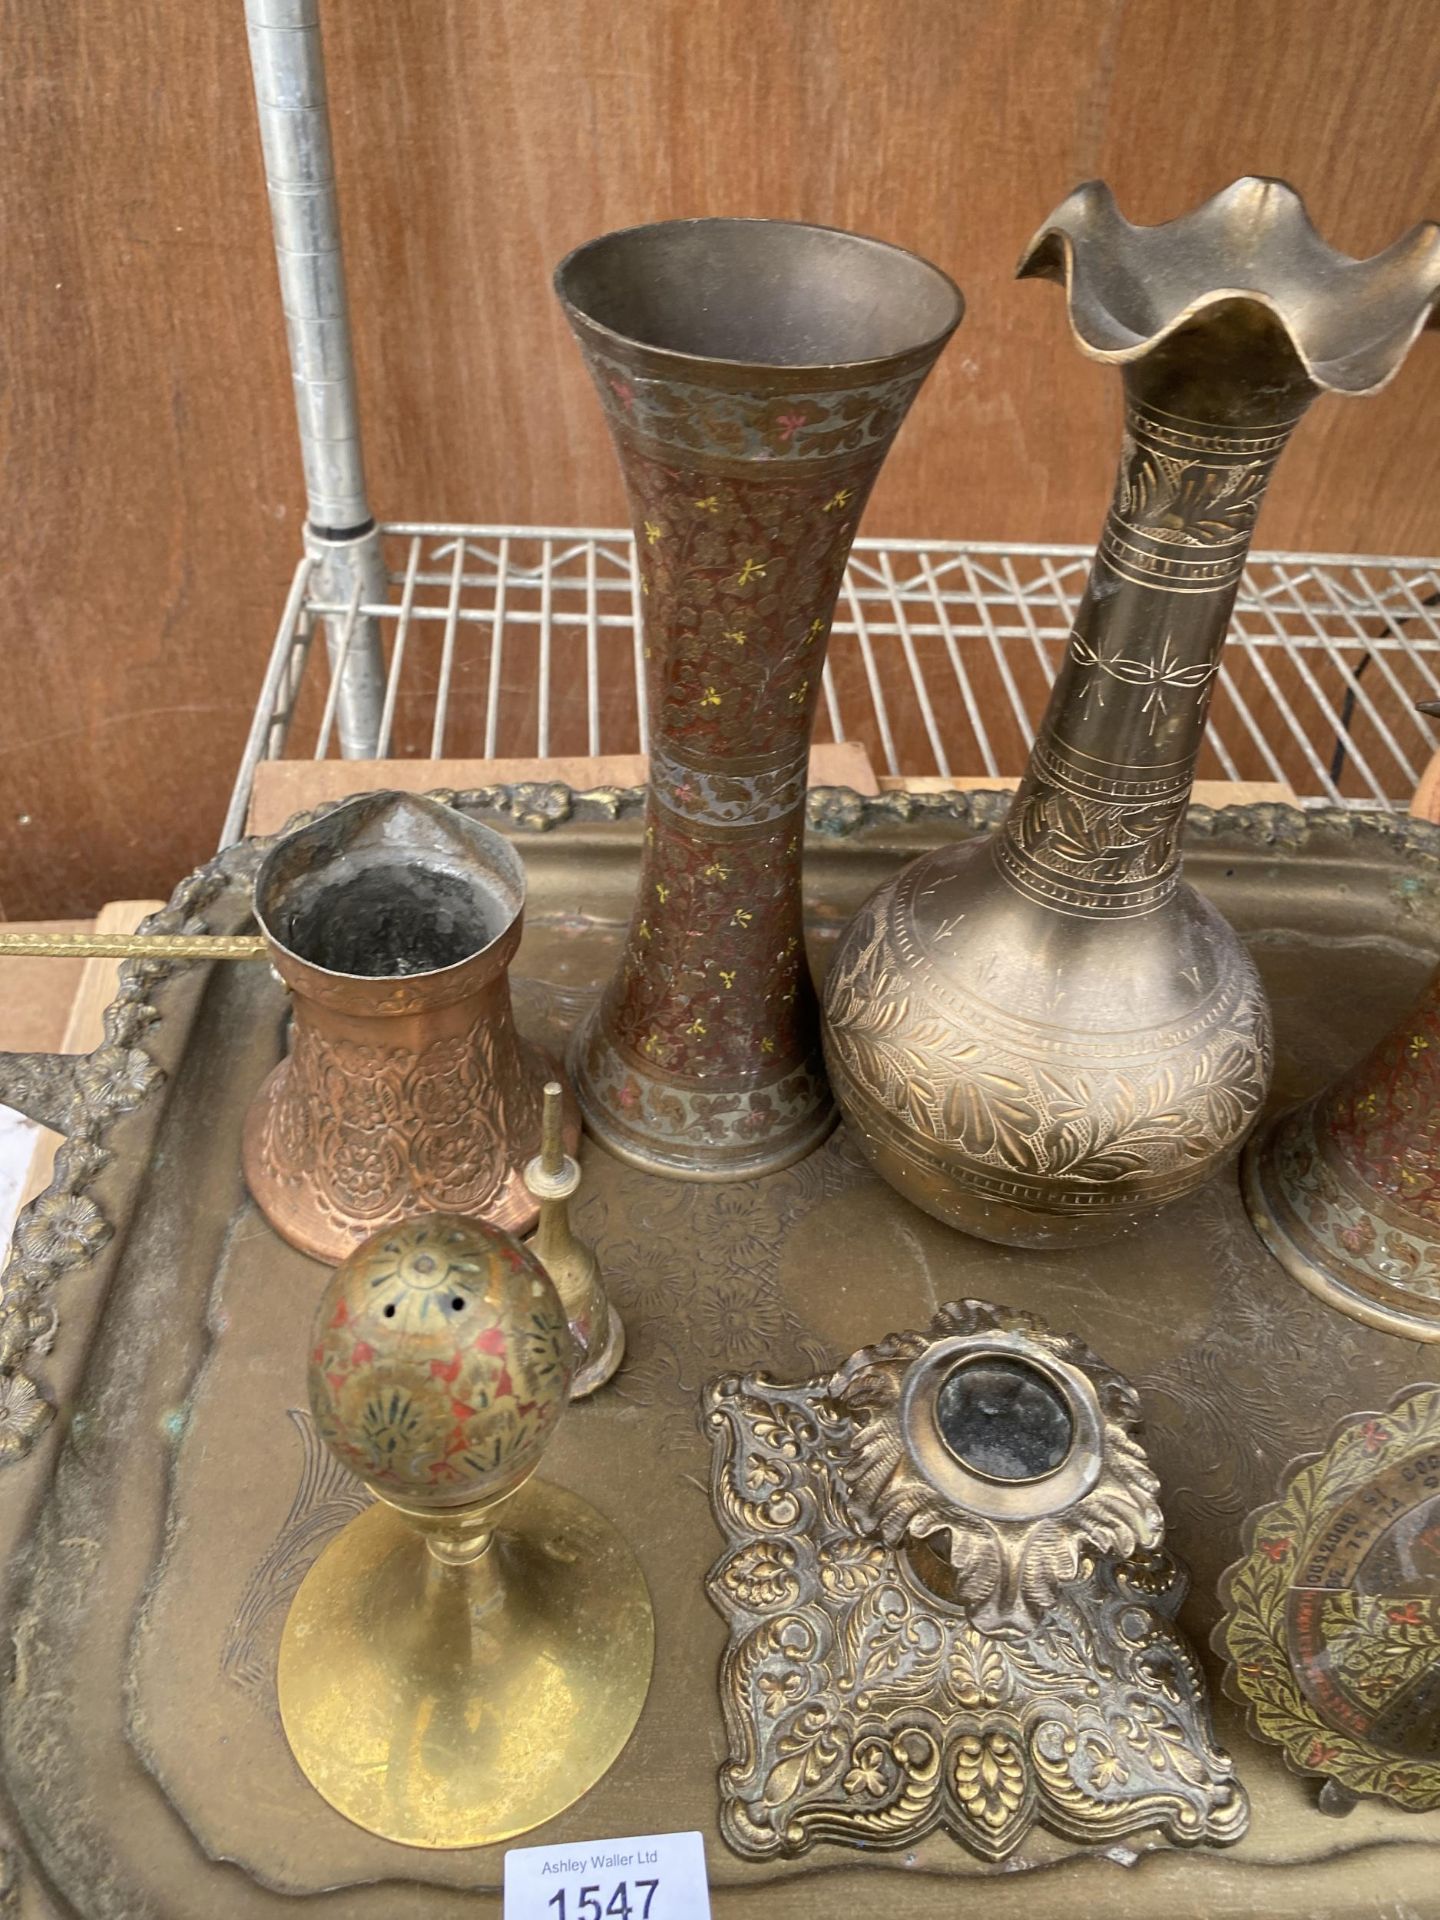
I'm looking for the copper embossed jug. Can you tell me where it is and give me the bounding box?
[242,791,574,1263]
[824,179,1440,1248]
[556,218,962,1179]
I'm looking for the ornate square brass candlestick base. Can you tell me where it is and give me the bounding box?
[704,1300,1247,1861]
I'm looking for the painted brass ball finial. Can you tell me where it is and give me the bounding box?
[278,1213,654,1849]
[525,1081,625,1396]
[307,1211,573,1526]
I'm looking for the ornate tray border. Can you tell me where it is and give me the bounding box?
[1,787,1437,1471]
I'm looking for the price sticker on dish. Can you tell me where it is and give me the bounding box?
[504,1830,711,1919]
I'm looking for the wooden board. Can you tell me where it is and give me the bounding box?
[5,0,1440,917]
[879,776,1302,807]
[244,743,881,836]
[8,903,166,1218]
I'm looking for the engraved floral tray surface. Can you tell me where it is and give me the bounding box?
[2,789,1440,1918]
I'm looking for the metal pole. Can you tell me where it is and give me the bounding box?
[244,0,385,758]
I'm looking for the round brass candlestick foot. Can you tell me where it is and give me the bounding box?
[1241,1117,1440,1343]
[278,1480,654,1849]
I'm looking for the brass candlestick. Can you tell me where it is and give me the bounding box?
[277,1214,654,1849]
[525,1082,625,1397]
[1243,964,1440,1341]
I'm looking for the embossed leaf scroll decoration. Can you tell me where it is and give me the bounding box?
[823,889,1269,1190]
[1018,175,1440,395]
[704,1297,1248,1861]
[830,1300,1162,1627]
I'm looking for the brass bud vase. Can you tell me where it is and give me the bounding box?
[824,179,1440,1248]
[1244,965,1440,1342]
[242,792,575,1263]
[556,218,962,1178]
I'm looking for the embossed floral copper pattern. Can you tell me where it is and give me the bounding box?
[557,218,961,1178]
[308,1214,573,1510]
[824,179,1440,1248]
[242,792,574,1264]
[249,985,544,1242]
[1243,967,1440,1339]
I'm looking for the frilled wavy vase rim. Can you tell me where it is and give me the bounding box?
[1018,176,1440,394]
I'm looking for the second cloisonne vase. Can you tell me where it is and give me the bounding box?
[556,219,962,1178]
[824,178,1440,1248]
[1243,965,1440,1343]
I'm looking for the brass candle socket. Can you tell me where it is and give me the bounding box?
[525,1081,625,1397]
[278,1215,654,1849]
[1243,961,1440,1341]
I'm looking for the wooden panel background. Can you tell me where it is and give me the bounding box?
[3,0,1440,915]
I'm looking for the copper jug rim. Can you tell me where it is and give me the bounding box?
[252,789,526,992]
[554,215,964,379]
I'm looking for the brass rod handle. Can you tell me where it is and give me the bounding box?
[0,932,269,961]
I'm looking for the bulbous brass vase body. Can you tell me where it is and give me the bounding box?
[824,179,1440,1248]
[555,219,962,1179]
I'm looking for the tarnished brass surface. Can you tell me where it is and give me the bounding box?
[4,793,1440,1915]
[280,1486,656,1850]
[706,1298,1246,1860]
[823,182,1440,1249]
[1217,1387,1440,1813]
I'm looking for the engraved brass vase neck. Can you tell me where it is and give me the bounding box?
[241,793,574,1263]
[998,333,1309,924]
[556,218,962,1179]
[823,181,1440,1249]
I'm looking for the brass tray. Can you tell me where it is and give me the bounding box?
[3,788,1440,1918]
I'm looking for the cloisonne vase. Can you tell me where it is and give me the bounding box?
[824,179,1440,1248]
[556,219,962,1177]
[1244,968,1440,1343]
